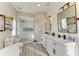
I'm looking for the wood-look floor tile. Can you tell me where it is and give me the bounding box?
[20,42,49,56]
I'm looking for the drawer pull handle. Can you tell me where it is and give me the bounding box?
[53,48,56,55]
[53,43,57,46]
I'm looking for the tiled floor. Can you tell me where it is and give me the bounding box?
[20,42,49,56]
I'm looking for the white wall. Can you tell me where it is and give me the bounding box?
[47,2,79,41]
[0,3,16,19]
[47,2,67,32]
[34,13,46,42]
[0,2,16,48]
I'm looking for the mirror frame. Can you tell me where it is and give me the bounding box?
[57,4,77,33]
[0,14,5,32]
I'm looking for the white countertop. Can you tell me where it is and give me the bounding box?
[42,34,75,45]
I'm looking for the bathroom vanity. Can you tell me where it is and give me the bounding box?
[41,2,79,56]
[41,33,79,56]
[41,3,79,56]
[41,33,66,56]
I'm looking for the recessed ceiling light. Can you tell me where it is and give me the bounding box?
[37,4,40,7]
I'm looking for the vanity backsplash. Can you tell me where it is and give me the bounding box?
[44,32,79,42]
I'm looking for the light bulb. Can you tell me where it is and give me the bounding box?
[37,4,40,7]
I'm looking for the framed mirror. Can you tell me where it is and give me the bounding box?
[0,15,5,31]
[57,4,77,33]
[5,16,13,31]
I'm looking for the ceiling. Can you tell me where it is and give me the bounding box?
[10,2,50,14]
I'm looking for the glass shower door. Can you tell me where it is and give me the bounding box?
[16,17,35,42]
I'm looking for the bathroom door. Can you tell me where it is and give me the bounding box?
[17,16,35,42]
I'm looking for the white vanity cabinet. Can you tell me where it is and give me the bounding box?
[42,38,47,48]
[46,39,66,56]
[46,38,53,55]
[41,34,51,48]
[41,35,47,48]
[65,42,79,56]
[41,34,66,56]
[51,40,66,56]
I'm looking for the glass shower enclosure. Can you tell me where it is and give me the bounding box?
[16,16,35,42]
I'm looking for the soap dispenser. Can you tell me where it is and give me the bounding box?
[62,35,66,40]
[52,32,55,36]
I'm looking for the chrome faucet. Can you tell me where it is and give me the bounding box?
[67,36,77,42]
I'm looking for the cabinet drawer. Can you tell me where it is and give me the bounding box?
[46,47,53,56]
[51,40,66,56]
[47,39,52,43]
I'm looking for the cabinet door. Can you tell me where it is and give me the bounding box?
[52,41,66,56]
[51,41,57,56]
[56,43,66,56]
[41,36,47,48]
[46,40,53,56]
[42,38,46,48]
[41,38,44,46]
